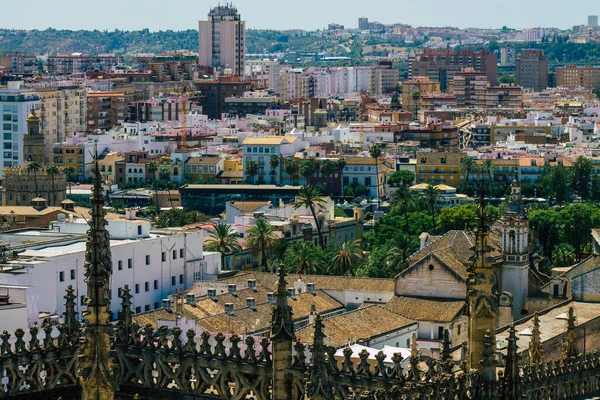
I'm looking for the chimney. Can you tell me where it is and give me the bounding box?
[419,232,430,250]
[267,292,275,304]
[308,304,316,324]
[307,282,315,294]
[228,284,237,296]
[161,298,173,312]
[208,288,217,300]
[224,303,234,315]
[246,297,255,309]
[31,197,47,211]
[125,208,137,220]
[186,293,196,306]
[287,287,296,299]
[247,279,257,291]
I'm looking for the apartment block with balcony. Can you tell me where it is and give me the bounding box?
[86,92,126,131]
[556,65,600,90]
[415,151,465,187]
[516,50,548,91]
[399,122,460,150]
[0,53,38,75]
[486,85,523,109]
[52,143,85,182]
[242,136,306,185]
[401,76,441,116]
[47,53,122,75]
[490,125,552,144]
[451,71,488,108]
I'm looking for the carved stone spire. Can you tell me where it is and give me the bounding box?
[63,284,80,345]
[502,324,522,399]
[466,189,499,371]
[528,312,543,366]
[305,314,331,400]
[480,329,497,398]
[77,154,117,400]
[116,285,133,345]
[270,268,294,400]
[562,306,578,359]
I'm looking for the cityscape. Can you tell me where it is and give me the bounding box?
[2,3,600,399]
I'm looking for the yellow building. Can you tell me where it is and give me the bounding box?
[490,125,552,144]
[401,77,441,116]
[416,151,465,187]
[52,143,85,182]
[184,156,224,183]
[98,152,124,185]
[218,158,243,184]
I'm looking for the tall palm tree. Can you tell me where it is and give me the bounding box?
[284,158,299,185]
[369,144,383,210]
[246,217,278,272]
[147,162,159,211]
[384,233,412,271]
[329,239,363,276]
[245,160,259,184]
[27,161,41,197]
[459,157,477,192]
[269,154,280,185]
[46,165,60,205]
[294,185,327,250]
[268,238,289,269]
[299,160,314,185]
[284,241,325,275]
[391,185,417,234]
[63,165,75,196]
[411,91,421,119]
[204,222,242,271]
[422,184,443,235]
[337,157,347,196]
[482,159,496,190]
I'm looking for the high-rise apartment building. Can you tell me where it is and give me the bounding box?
[358,17,369,30]
[589,15,598,27]
[199,4,245,76]
[0,52,38,75]
[516,50,548,91]
[409,49,497,91]
[47,53,122,75]
[451,71,488,109]
[500,47,515,66]
[557,64,600,90]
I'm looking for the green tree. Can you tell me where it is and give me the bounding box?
[387,170,415,187]
[383,233,411,272]
[438,204,478,232]
[411,91,420,119]
[147,162,159,210]
[541,163,569,205]
[369,144,383,210]
[390,185,417,233]
[63,165,75,196]
[268,238,289,268]
[571,156,593,201]
[27,161,41,196]
[337,157,347,196]
[552,243,575,268]
[459,157,477,192]
[245,160,259,184]
[284,241,325,274]
[246,217,278,272]
[320,159,335,182]
[269,154,280,184]
[46,165,60,206]
[284,158,299,185]
[294,185,327,249]
[204,222,242,271]
[328,239,363,275]
[482,159,496,189]
[299,160,315,184]
[110,199,125,213]
[422,184,443,234]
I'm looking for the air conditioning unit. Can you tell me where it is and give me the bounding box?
[228,284,237,296]
[186,294,196,306]
[224,303,234,315]
[208,288,217,300]
[267,292,275,304]
[246,297,255,309]
[247,279,257,291]
[307,282,315,294]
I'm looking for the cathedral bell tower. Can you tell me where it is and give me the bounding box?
[23,107,45,164]
[499,180,530,319]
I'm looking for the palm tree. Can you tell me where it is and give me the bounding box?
[422,184,443,235]
[391,185,417,234]
[369,144,383,210]
[27,161,41,197]
[329,239,363,276]
[337,157,347,196]
[459,157,477,192]
[299,160,314,185]
[147,162,159,210]
[245,160,259,184]
[284,158,299,185]
[411,91,421,119]
[46,165,60,205]
[268,238,289,268]
[63,165,75,196]
[482,159,496,190]
[246,217,278,272]
[384,233,412,271]
[294,185,327,250]
[320,159,335,193]
[269,154,280,185]
[204,222,242,271]
[284,241,325,275]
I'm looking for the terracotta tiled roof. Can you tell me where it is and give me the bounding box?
[219,272,395,293]
[383,296,464,323]
[343,157,379,165]
[295,305,416,348]
[227,201,270,212]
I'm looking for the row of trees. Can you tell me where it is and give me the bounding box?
[244,156,347,187]
[26,162,76,199]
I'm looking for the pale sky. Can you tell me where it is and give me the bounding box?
[5,0,598,31]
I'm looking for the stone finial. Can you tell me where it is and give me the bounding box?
[269,268,295,342]
[529,312,543,366]
[502,324,522,399]
[562,306,578,359]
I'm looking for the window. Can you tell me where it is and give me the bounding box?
[553,284,559,297]
[171,276,176,286]
[154,302,159,309]
[118,260,123,271]
[128,258,133,269]
[70,269,76,280]
[179,274,183,284]
[59,271,65,282]
[118,287,122,297]
[145,255,150,265]
[161,252,166,262]
[135,284,140,294]
[145,305,150,312]
[138,225,142,235]
[80,295,86,306]
[145,282,149,292]
[457,324,461,335]
[179,249,184,258]
[135,306,141,314]
[154,280,158,290]
[172,250,177,260]
[438,326,444,340]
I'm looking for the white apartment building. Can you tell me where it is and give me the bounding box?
[242,135,306,185]
[0,217,220,321]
